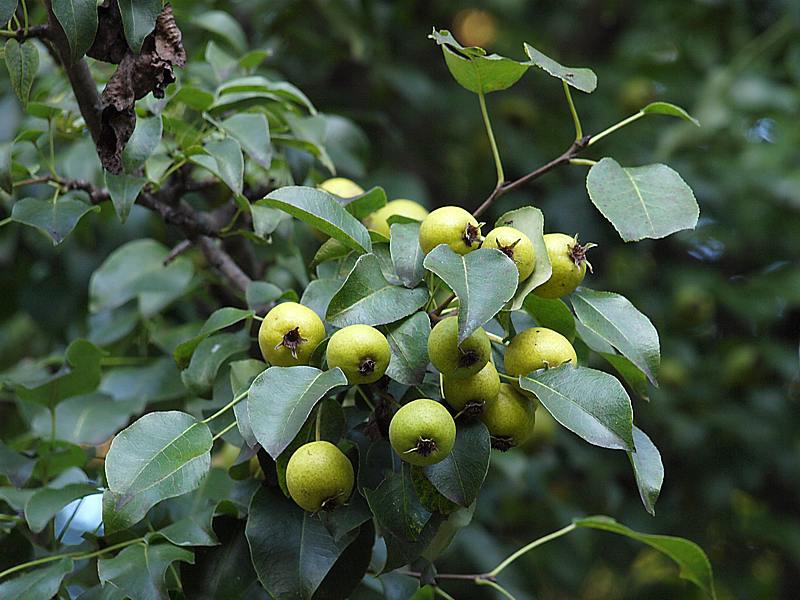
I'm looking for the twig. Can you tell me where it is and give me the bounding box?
[196,236,252,293]
[163,240,192,265]
[0,24,49,40]
[429,292,456,321]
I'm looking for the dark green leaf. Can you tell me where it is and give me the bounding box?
[429,29,529,94]
[104,411,212,532]
[575,516,716,599]
[248,366,347,459]
[31,392,132,445]
[4,38,38,109]
[423,245,518,343]
[0,557,73,599]
[523,42,597,92]
[16,339,104,409]
[263,186,372,253]
[495,206,552,310]
[383,311,431,386]
[172,85,214,111]
[89,239,194,316]
[523,294,576,340]
[190,138,244,196]
[341,186,387,220]
[152,505,218,546]
[104,171,146,223]
[520,365,634,451]
[319,493,372,542]
[629,426,664,516]
[180,331,250,396]
[301,278,342,321]
[245,280,283,310]
[0,441,34,487]
[424,420,490,507]
[640,102,700,126]
[99,358,184,413]
[600,353,650,401]
[572,288,660,384]
[327,253,428,327]
[230,359,265,447]
[174,308,253,369]
[219,113,271,168]
[24,483,99,533]
[123,115,163,173]
[586,158,699,242]
[51,0,98,62]
[11,192,99,245]
[98,542,195,600]
[314,519,374,600]
[192,10,246,54]
[117,0,162,54]
[311,238,352,268]
[246,486,356,600]
[0,1,17,24]
[390,222,425,288]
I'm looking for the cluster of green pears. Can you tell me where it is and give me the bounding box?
[257,178,593,513]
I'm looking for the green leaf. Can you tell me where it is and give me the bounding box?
[424,420,490,507]
[11,191,99,245]
[629,426,664,516]
[152,505,218,546]
[429,29,529,94]
[522,42,597,93]
[192,10,246,55]
[0,441,34,487]
[246,486,359,600]
[215,76,316,114]
[320,493,372,543]
[341,186,387,220]
[311,238,352,269]
[300,278,342,321]
[572,288,660,384]
[4,38,39,109]
[247,366,347,459]
[180,331,250,396]
[172,85,214,111]
[0,1,18,24]
[123,115,163,173]
[383,311,431,386]
[190,138,244,196]
[118,0,162,54]
[99,358,184,413]
[98,542,195,600]
[89,239,194,316]
[30,392,132,445]
[574,516,716,599]
[24,482,99,533]
[327,254,428,327]
[219,113,271,169]
[0,557,73,599]
[600,353,650,401]
[104,411,212,532]
[104,171,146,223]
[16,339,104,409]
[390,222,425,288]
[586,158,700,242]
[522,295,576,340]
[51,0,98,63]
[230,359,265,447]
[423,245,518,343]
[520,365,634,451]
[495,206,552,310]
[262,186,372,253]
[245,280,283,310]
[173,307,254,369]
[640,102,700,126]
[250,201,289,240]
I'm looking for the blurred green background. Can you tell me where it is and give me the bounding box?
[2,1,799,598]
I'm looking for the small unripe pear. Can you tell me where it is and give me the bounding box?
[258,302,326,367]
[389,399,456,466]
[427,317,491,379]
[286,441,354,512]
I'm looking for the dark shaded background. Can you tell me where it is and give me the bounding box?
[2,1,799,598]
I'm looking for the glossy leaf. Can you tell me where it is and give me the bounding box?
[383,311,431,385]
[118,0,162,54]
[99,358,184,413]
[575,516,716,598]
[246,486,357,600]
[123,115,163,173]
[523,42,597,92]
[601,353,650,401]
[104,171,146,223]
[523,294,576,340]
[11,192,99,245]
[192,10,246,54]
[51,0,98,63]
[586,158,699,242]
[641,102,700,126]
[429,29,529,94]
[390,222,425,288]
[629,426,664,516]
[180,331,250,396]
[327,253,428,327]
[520,365,635,451]
[152,505,218,547]
[342,186,387,220]
[572,288,660,384]
[230,359,265,447]
[219,113,271,168]
[423,245,518,343]
[0,1,17,24]
[4,38,39,109]
[30,392,132,445]
[104,411,212,532]
[262,186,372,253]
[495,206,552,310]
[0,441,34,487]
[247,366,347,459]
[98,543,195,600]
[190,138,244,196]
[24,483,99,533]
[173,307,253,369]
[424,420,490,507]
[0,557,73,599]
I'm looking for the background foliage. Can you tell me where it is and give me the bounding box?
[1,1,798,599]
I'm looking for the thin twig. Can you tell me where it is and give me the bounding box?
[196,236,252,293]
[163,240,192,265]
[429,292,456,321]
